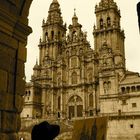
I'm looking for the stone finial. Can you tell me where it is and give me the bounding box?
[74,8,76,16]
[36,58,38,65]
[72,8,78,25]
[53,0,58,3]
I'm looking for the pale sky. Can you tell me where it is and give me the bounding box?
[25,0,140,82]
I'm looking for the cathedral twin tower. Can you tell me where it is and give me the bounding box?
[22,0,127,120]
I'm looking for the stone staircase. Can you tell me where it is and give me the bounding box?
[55,132,72,140]
[19,118,74,140]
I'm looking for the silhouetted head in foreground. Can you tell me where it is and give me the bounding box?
[137,2,140,32]
[31,121,60,140]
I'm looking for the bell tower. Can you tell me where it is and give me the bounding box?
[93,0,125,71]
[93,0,126,114]
[39,0,66,65]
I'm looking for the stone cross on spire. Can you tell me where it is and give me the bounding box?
[47,0,63,25]
[74,8,76,16]
[72,8,78,26]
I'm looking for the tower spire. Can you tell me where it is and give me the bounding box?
[40,0,66,61]
[74,8,76,16]
[95,0,119,14]
[46,0,63,25]
[72,8,78,26]
[53,0,58,3]
[93,0,125,70]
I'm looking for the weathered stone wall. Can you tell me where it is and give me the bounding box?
[107,117,140,140]
[0,0,32,140]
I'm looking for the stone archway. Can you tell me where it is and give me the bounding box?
[68,95,83,119]
[0,1,34,140]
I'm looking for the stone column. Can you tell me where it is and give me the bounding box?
[81,59,85,84]
[51,91,54,117]
[83,91,86,117]
[60,91,63,118]
[41,88,46,118]
[0,1,32,140]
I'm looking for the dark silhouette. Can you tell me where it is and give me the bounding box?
[31,121,60,140]
[137,2,140,31]
[80,123,90,140]
[91,120,97,140]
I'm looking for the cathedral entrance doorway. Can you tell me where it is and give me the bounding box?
[68,95,83,119]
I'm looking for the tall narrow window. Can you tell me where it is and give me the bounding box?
[89,94,93,107]
[126,87,130,93]
[45,32,48,41]
[131,86,136,92]
[121,87,125,94]
[58,31,60,40]
[100,18,103,29]
[28,91,31,96]
[72,72,77,84]
[137,86,140,91]
[51,31,54,40]
[107,17,111,26]
[77,105,83,117]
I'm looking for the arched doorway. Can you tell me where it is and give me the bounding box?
[68,95,83,119]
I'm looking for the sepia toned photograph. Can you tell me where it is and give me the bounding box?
[0,0,140,140]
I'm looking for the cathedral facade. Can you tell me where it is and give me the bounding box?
[21,0,140,122]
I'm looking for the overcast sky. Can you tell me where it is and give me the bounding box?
[25,0,140,82]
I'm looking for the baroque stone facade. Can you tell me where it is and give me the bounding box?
[21,0,140,130]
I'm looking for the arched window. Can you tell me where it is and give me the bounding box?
[45,32,48,41]
[89,94,93,107]
[107,17,111,26]
[100,18,103,29]
[121,87,125,94]
[108,81,111,89]
[131,86,136,92]
[137,86,140,91]
[28,91,31,96]
[68,95,83,118]
[58,31,60,40]
[51,31,54,40]
[72,72,77,84]
[126,87,130,93]
[58,96,61,110]
[58,112,60,118]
